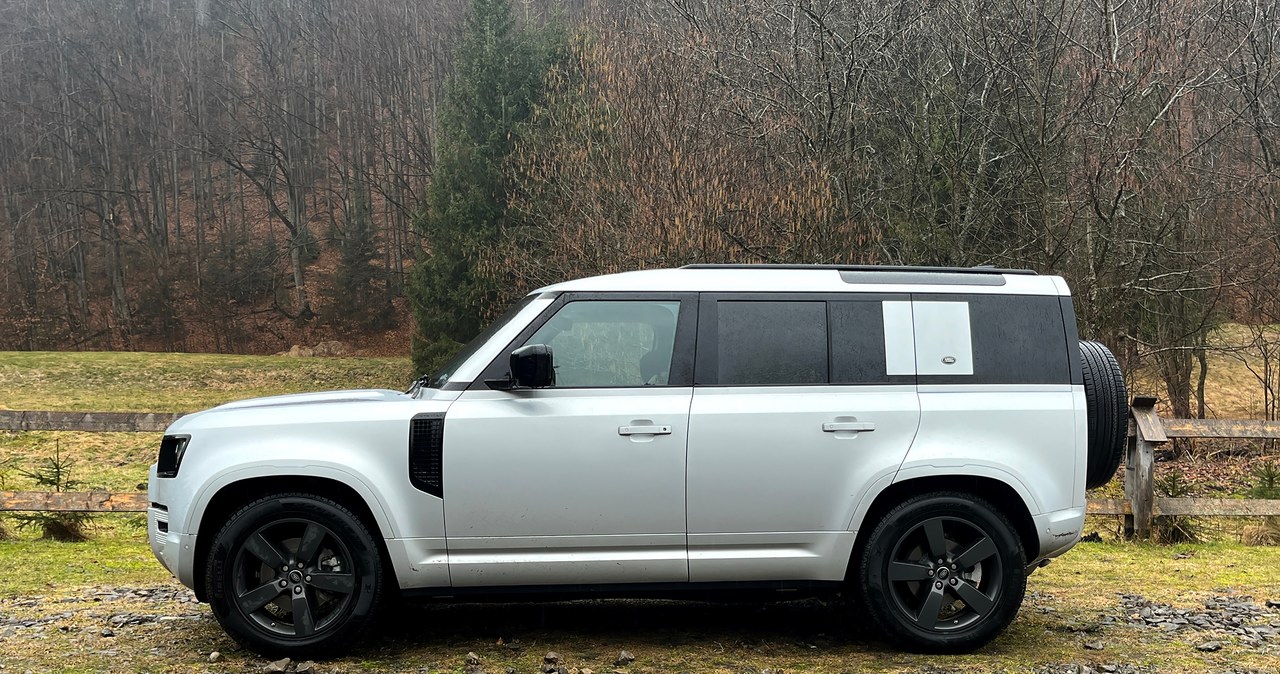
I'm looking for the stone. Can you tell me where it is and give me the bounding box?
[466,652,483,666]
[614,651,635,667]
[581,669,594,674]
[207,652,222,663]
[1083,640,1105,650]
[1267,599,1280,609]
[544,652,561,665]
[100,628,115,638]
[295,661,317,674]
[1195,641,1223,652]
[312,341,353,357]
[265,657,292,673]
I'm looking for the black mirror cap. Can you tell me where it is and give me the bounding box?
[511,344,554,388]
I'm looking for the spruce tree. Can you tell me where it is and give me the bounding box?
[409,0,562,375]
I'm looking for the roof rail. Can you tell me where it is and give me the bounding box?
[678,263,1037,276]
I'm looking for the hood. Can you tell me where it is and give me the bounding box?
[212,388,411,411]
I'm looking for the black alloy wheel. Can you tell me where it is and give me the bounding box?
[858,492,1026,652]
[205,493,383,656]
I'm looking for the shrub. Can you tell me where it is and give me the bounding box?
[13,446,91,542]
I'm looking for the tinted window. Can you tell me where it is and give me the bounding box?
[830,301,890,383]
[965,295,1069,384]
[717,301,827,385]
[524,301,680,387]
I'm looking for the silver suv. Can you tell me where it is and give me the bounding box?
[148,265,1127,655]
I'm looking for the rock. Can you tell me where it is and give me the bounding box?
[265,657,292,673]
[614,651,635,667]
[1267,599,1280,609]
[312,341,353,357]
[207,651,222,663]
[100,628,115,638]
[1195,641,1223,652]
[466,652,483,666]
[1083,640,1105,650]
[544,652,561,665]
[581,669,594,674]
[295,661,317,674]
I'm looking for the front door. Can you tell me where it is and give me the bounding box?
[443,294,697,587]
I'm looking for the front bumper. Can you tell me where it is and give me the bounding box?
[147,464,198,590]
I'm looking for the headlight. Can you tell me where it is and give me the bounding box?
[157,435,190,478]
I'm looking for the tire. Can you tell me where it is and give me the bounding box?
[204,493,384,657]
[857,492,1027,653]
[1080,340,1128,489]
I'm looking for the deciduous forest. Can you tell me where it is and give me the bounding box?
[3,0,1280,420]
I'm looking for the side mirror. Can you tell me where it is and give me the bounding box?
[510,344,554,388]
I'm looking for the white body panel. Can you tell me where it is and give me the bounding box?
[147,266,1089,601]
[686,385,920,581]
[442,387,691,585]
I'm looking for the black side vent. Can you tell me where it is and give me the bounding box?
[408,414,445,498]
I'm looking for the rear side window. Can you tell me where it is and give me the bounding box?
[965,295,1070,384]
[716,301,827,385]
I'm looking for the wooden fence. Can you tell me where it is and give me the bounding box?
[1086,396,1280,538]
[3,403,1280,540]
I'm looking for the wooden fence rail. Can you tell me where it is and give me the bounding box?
[1121,396,1280,539]
[1,406,1279,541]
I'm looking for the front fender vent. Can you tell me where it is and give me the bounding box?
[408,413,445,498]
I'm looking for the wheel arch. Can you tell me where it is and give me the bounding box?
[848,474,1040,582]
[191,474,395,602]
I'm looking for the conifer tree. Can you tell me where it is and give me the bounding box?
[409,0,563,374]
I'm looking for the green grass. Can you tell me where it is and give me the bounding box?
[0,350,412,412]
[0,525,165,596]
[0,351,412,493]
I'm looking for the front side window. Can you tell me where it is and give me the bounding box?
[524,300,681,387]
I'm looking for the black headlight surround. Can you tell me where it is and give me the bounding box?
[157,435,191,478]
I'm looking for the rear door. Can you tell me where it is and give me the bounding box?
[685,294,921,582]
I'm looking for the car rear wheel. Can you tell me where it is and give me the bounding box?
[204,493,384,656]
[857,492,1026,653]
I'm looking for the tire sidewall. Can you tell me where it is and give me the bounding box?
[205,495,383,656]
[860,493,1026,653]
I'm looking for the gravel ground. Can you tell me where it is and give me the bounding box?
[0,584,1278,674]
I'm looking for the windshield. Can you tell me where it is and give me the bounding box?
[423,295,536,388]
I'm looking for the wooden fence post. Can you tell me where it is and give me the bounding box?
[1126,396,1168,540]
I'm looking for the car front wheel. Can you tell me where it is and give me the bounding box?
[857,491,1026,653]
[204,493,384,656]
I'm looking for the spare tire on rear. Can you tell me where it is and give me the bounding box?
[1080,340,1128,489]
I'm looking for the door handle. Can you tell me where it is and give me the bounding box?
[822,421,875,433]
[618,425,672,436]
